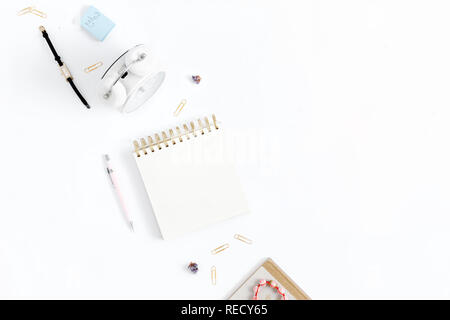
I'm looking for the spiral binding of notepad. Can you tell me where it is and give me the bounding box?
[133,114,219,157]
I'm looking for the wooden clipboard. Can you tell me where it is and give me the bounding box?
[229,258,311,300]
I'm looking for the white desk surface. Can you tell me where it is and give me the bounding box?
[2,0,450,299]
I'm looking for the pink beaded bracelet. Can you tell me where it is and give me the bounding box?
[252,279,287,300]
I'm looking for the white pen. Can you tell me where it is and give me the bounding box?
[104,154,134,231]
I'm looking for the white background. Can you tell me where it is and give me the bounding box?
[1,0,450,299]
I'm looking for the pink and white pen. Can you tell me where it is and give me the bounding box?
[104,154,134,231]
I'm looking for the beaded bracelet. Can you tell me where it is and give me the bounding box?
[252,279,287,300]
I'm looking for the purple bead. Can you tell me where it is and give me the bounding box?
[188,262,199,273]
[192,75,201,84]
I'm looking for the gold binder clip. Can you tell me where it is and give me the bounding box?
[173,99,187,117]
[234,234,253,245]
[211,243,230,255]
[211,266,217,285]
[84,61,103,73]
[31,8,47,18]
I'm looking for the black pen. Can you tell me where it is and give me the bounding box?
[39,26,90,109]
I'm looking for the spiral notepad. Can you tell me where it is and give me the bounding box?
[133,115,249,239]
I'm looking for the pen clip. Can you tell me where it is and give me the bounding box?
[106,167,115,186]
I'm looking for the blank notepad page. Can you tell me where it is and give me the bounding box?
[133,117,249,239]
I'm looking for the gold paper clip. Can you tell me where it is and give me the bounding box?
[211,266,216,285]
[84,61,103,73]
[173,99,187,116]
[17,7,47,18]
[31,8,47,18]
[17,7,33,16]
[211,243,230,255]
[234,234,253,244]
